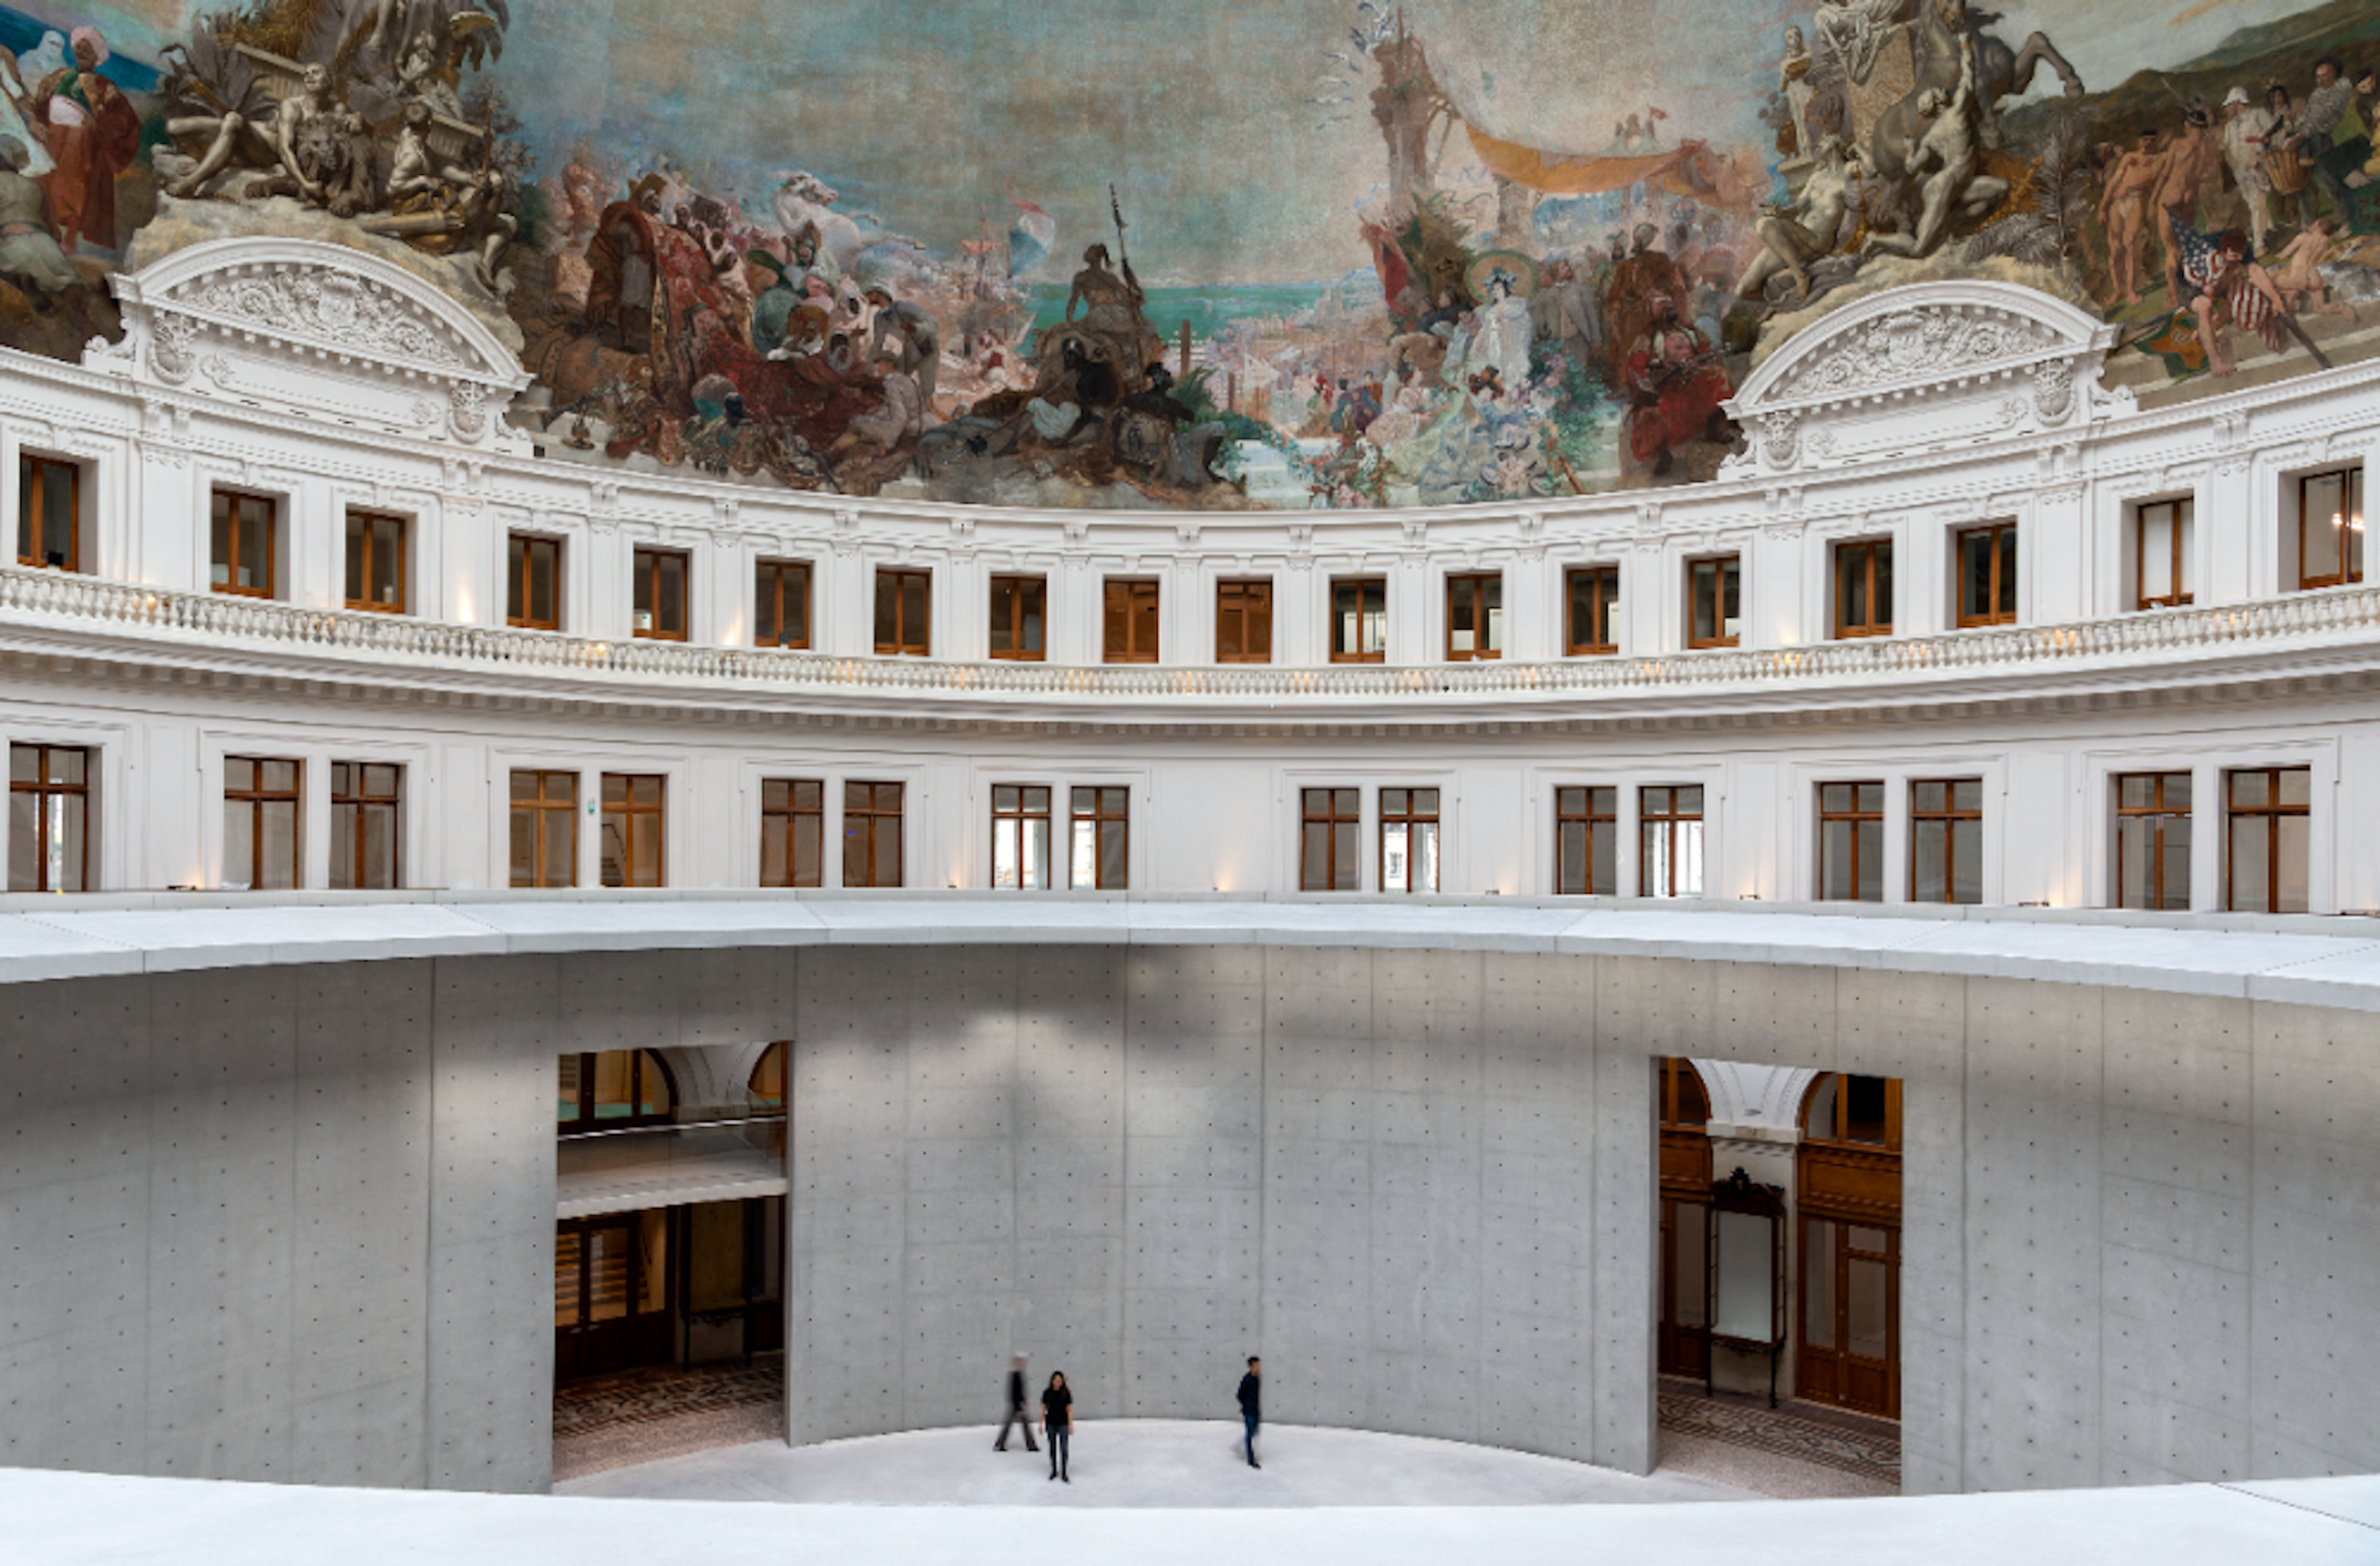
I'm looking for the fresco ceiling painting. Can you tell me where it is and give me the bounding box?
[0,0,2374,509]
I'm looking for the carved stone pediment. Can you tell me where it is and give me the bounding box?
[86,237,531,451]
[1721,282,2130,479]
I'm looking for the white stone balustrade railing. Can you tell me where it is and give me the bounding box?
[2,561,2376,708]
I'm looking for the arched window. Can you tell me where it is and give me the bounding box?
[1795,1071,1901,1419]
[557,1050,676,1132]
[1659,1057,1711,1128]
[749,1041,787,1112]
[1798,1072,1899,1150]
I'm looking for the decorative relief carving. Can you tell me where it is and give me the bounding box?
[2032,358,2075,423]
[169,266,467,368]
[1781,307,2058,402]
[150,312,199,384]
[1758,408,1800,468]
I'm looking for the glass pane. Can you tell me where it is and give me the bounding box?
[1677,820,1704,897]
[1021,819,1050,891]
[1301,822,1328,889]
[7,744,30,785]
[344,516,365,602]
[2306,473,2344,579]
[2278,768,2311,807]
[875,572,898,646]
[632,815,661,887]
[558,1054,581,1122]
[330,803,357,891]
[1558,786,1584,816]
[2159,818,2192,911]
[506,809,534,888]
[1333,815,1359,890]
[2229,816,2270,911]
[373,517,402,605]
[1675,1200,1708,1327]
[1820,783,1850,814]
[1846,1254,1890,1359]
[2117,816,2151,909]
[1876,545,1892,625]
[1950,818,1981,905]
[530,541,555,623]
[1248,591,1272,660]
[586,1228,629,1322]
[590,1052,633,1119]
[1805,1220,1837,1351]
[1820,819,1851,900]
[1677,1064,1709,1126]
[2118,774,2154,811]
[904,574,929,650]
[793,814,821,888]
[546,810,576,889]
[761,814,790,887]
[2140,507,2175,599]
[1645,786,1672,817]
[873,816,901,888]
[1856,783,1882,813]
[239,498,269,591]
[1097,820,1126,889]
[1962,531,1990,617]
[1857,819,1882,902]
[364,804,396,889]
[1691,563,1714,640]
[637,1052,671,1115]
[1677,786,1704,816]
[210,494,231,586]
[262,760,297,793]
[1590,817,1615,896]
[659,553,685,634]
[1022,584,1044,653]
[993,819,1021,889]
[1720,563,1740,638]
[6,791,33,891]
[1952,780,1983,812]
[1712,1209,1773,1342]
[1073,819,1098,889]
[1840,548,1867,627]
[1558,820,1585,895]
[1383,822,1409,891]
[260,801,297,890]
[1996,528,2018,615]
[2275,816,2310,914]
[554,1230,582,1327]
[1845,1076,1887,1143]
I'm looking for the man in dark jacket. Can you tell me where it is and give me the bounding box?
[995,1353,1039,1453]
[1236,1356,1261,1469]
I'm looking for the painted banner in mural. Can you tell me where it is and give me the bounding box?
[1,0,2375,508]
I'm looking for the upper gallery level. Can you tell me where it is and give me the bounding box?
[1,241,2374,721]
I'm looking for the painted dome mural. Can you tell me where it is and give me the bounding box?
[1,0,2374,508]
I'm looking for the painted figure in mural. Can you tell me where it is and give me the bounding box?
[1604,224,1689,383]
[2281,59,2360,234]
[1736,136,1862,303]
[1468,268,1535,395]
[24,27,137,252]
[2096,133,2163,307]
[1623,291,1732,478]
[0,33,62,179]
[0,134,84,310]
[2270,218,2354,320]
[395,30,470,125]
[584,175,667,356]
[2220,87,2278,255]
[164,61,358,209]
[2153,105,2228,305]
[829,353,923,458]
[864,286,941,415]
[2172,219,2289,377]
[1065,244,1143,330]
[1815,0,1908,87]
[1862,33,2005,261]
[746,251,802,355]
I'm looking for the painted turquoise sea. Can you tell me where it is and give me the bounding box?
[1025,281,1361,345]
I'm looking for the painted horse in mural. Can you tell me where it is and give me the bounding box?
[1859,0,2084,250]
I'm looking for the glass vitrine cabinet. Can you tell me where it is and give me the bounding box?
[1706,1166,1788,1407]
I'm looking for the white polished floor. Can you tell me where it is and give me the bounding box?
[556,1419,1755,1507]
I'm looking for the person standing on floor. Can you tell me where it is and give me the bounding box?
[995,1353,1038,1453]
[1237,1356,1262,1469]
[1042,1370,1073,1482]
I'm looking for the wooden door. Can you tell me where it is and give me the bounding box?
[1796,1215,1898,1416]
[555,1213,672,1379]
[1659,1195,1711,1377]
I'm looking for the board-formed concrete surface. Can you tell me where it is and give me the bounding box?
[5,906,2379,1500]
[2,1465,2374,1566]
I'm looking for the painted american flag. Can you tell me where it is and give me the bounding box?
[2169,214,2283,354]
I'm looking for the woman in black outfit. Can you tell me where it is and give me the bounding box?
[1041,1371,1073,1482]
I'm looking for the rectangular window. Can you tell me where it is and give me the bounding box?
[1300,787,1361,891]
[1910,779,1983,905]
[1445,573,1503,661]
[2226,767,2310,913]
[989,575,1046,661]
[843,781,904,887]
[1955,523,2018,627]
[508,534,561,630]
[1835,540,1893,638]
[8,743,87,892]
[990,784,1052,890]
[1688,556,1740,648]
[760,778,824,888]
[1555,785,1617,896]
[1103,578,1160,663]
[2115,772,2192,912]
[343,511,406,614]
[1331,577,1386,663]
[509,769,578,889]
[875,568,930,656]
[223,756,300,891]
[756,560,811,648]
[2134,499,2193,610]
[633,547,688,641]
[1216,579,1272,664]
[599,773,664,888]
[1566,566,1620,656]
[1379,786,1441,893]
[328,762,402,891]
[2298,467,2365,591]
[210,490,276,599]
[15,454,77,570]
[1641,785,1705,898]
[1817,782,1885,902]
[1070,786,1129,890]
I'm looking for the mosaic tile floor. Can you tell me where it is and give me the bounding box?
[552,1354,783,1481]
[1655,1377,1899,1499]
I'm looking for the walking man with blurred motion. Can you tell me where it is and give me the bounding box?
[1238,1355,1262,1469]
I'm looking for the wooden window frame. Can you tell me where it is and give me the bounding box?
[1444,572,1503,662]
[2133,498,2193,610]
[1329,576,1387,664]
[2224,766,2311,913]
[1686,555,1740,649]
[328,760,402,891]
[1299,786,1361,892]
[343,509,408,615]
[1069,785,1130,890]
[599,773,666,888]
[1102,577,1160,664]
[557,1049,677,1134]
[1215,578,1274,665]
[2296,466,2365,591]
[509,769,578,889]
[1659,1057,1711,1129]
[1554,785,1617,896]
[755,559,811,649]
[9,742,89,892]
[1565,565,1620,656]
[15,453,79,571]
[223,755,301,891]
[875,568,931,656]
[842,780,904,888]
[1816,781,1885,903]
[1799,1071,1902,1152]
[1954,521,2019,628]
[1378,786,1440,894]
[632,545,690,642]
[1909,778,1983,905]
[2114,771,2192,912]
[209,488,278,600]
[760,778,824,889]
[990,783,1053,890]
[508,533,563,630]
[989,574,1047,662]
[1833,539,1893,639]
[1639,785,1706,898]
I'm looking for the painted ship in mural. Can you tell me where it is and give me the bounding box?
[0,0,2373,510]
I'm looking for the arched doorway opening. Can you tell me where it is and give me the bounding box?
[1793,1073,1902,1419]
[1655,1057,1714,1378]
